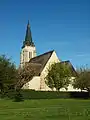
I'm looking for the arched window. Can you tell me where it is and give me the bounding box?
[29,52,32,58]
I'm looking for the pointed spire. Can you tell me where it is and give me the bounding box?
[27,20,30,27]
[25,20,32,42]
[22,20,35,48]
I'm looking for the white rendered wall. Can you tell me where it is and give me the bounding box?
[60,77,81,91]
[40,51,60,90]
[41,51,60,74]
[22,76,41,90]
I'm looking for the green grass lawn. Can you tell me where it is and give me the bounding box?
[0,99,90,120]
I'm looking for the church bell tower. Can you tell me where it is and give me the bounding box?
[20,21,36,67]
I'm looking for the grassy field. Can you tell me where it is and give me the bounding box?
[0,99,90,120]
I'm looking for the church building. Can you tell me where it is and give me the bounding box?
[20,21,79,91]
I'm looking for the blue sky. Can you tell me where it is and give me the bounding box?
[0,0,90,68]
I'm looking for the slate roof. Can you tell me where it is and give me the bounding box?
[27,63,42,76]
[29,50,54,75]
[60,60,77,76]
[28,51,77,77]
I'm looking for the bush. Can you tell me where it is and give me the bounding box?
[14,90,23,102]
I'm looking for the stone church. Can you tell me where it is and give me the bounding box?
[20,21,79,91]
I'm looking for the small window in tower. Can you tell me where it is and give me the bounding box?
[29,52,32,58]
[33,50,36,57]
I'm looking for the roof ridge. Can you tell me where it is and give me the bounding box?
[60,60,70,63]
[29,50,54,62]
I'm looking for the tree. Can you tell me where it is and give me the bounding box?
[45,62,72,91]
[15,63,39,90]
[13,63,39,102]
[73,67,90,94]
[0,55,17,93]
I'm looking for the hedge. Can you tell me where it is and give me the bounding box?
[21,90,89,99]
[0,89,89,100]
